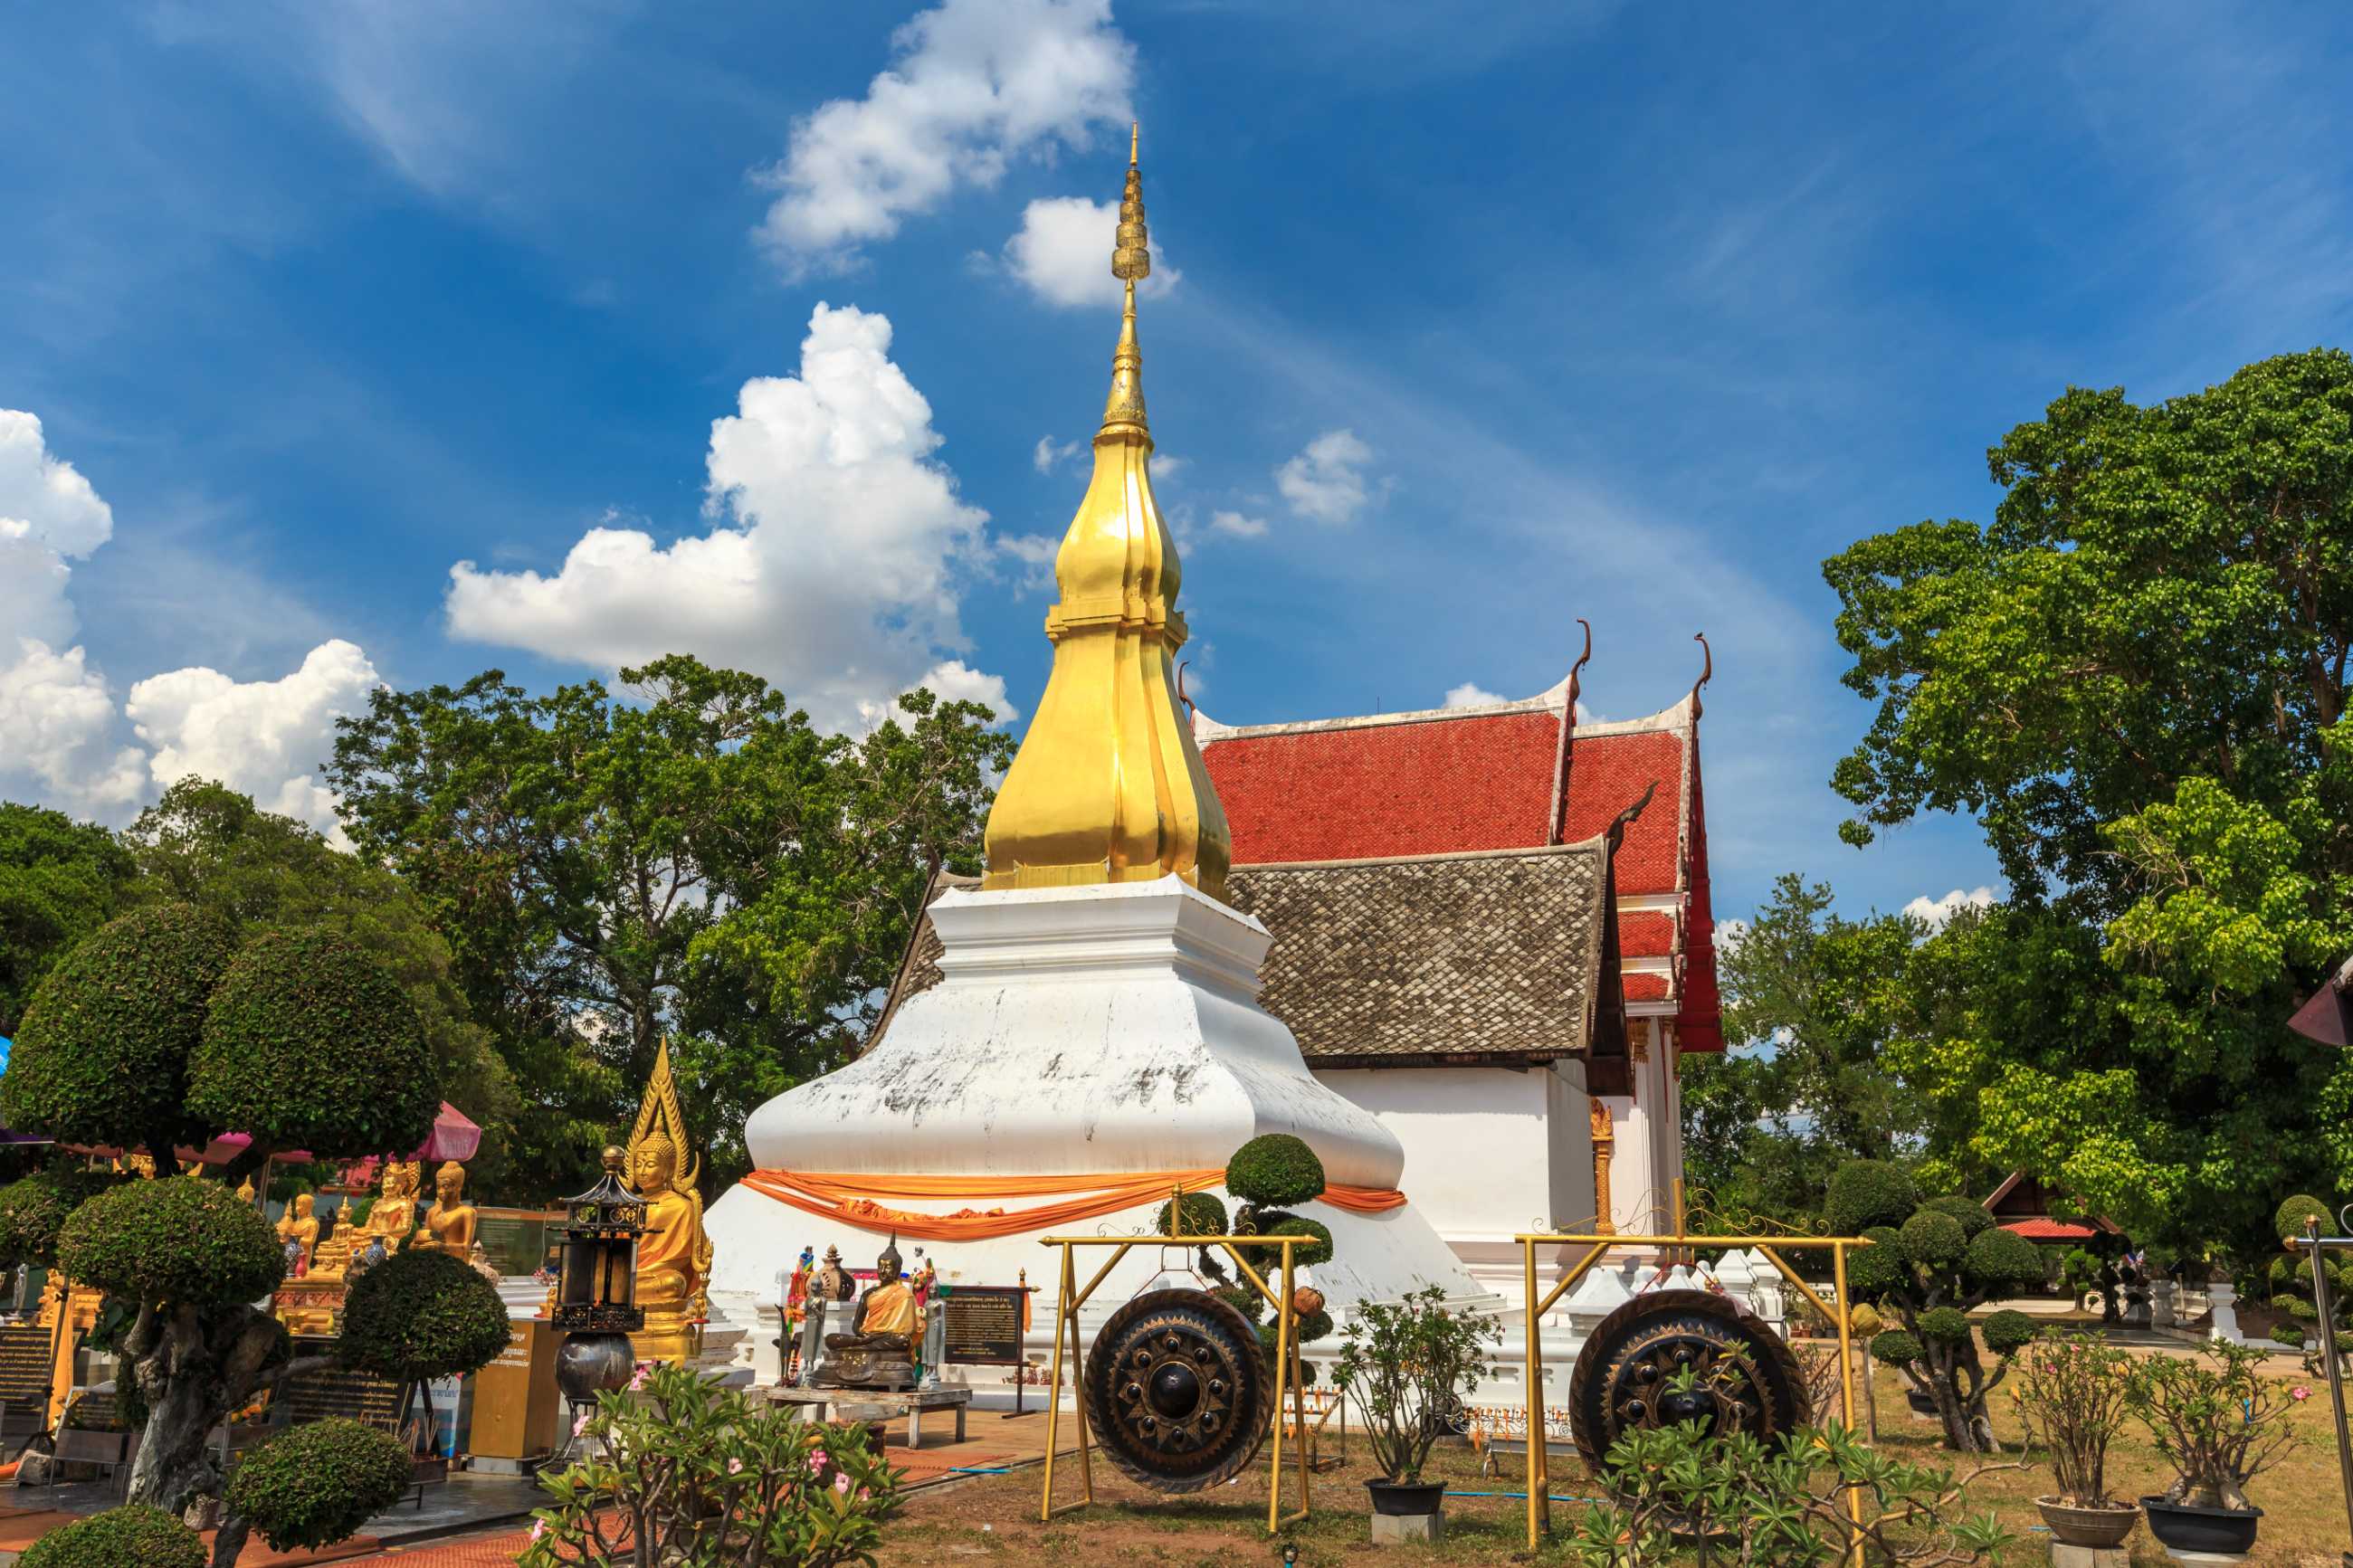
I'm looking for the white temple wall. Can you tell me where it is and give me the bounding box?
[1609,1014,1682,1233]
[1313,1059,1595,1313]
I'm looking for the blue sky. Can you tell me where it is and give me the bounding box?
[5,1,2351,928]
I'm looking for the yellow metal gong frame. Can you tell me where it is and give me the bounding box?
[1515,1227,1876,1557]
[1038,1231,1311,1534]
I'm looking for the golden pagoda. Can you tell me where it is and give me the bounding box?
[981,127,1233,900]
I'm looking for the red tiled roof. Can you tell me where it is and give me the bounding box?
[1196,689,1723,1051]
[2002,1218,2100,1241]
[1619,910,1676,958]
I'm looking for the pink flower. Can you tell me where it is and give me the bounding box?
[834,1472,852,1495]
[627,1362,652,1392]
[728,1458,744,1475]
[573,1412,592,1437]
[808,1451,829,1476]
[855,1486,870,1502]
[2293,1386,2313,1402]
[531,1520,548,1542]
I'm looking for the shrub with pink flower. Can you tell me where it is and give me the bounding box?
[520,1364,900,1567]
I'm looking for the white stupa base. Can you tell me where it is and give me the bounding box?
[705,877,1478,1339]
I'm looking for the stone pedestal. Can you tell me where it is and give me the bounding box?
[2150,1278,2177,1329]
[704,878,1477,1324]
[2049,1544,2129,1568]
[1371,1510,1443,1545]
[2206,1283,2244,1345]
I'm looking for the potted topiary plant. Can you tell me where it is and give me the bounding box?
[2129,1340,2300,1559]
[2266,1193,2351,1374]
[2011,1330,2141,1548]
[1333,1285,1497,1536]
[16,1502,206,1568]
[1220,1135,1338,1383]
[1829,1162,2043,1451]
[338,1247,512,1478]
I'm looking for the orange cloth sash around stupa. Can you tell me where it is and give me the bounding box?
[740,1169,1406,1241]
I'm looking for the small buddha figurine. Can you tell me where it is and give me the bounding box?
[313,1160,422,1279]
[275,1193,320,1275]
[813,1236,919,1389]
[413,1161,479,1255]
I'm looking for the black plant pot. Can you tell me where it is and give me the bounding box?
[1366,1478,1446,1516]
[2141,1497,2262,1557]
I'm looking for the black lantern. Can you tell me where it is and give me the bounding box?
[553,1145,647,1402]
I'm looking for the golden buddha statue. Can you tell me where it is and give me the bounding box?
[625,1041,713,1364]
[275,1193,320,1274]
[312,1159,422,1279]
[413,1160,479,1255]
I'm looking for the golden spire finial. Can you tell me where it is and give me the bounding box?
[982,129,1232,899]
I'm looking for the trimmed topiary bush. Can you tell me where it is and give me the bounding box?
[1225,1135,1326,1210]
[191,928,438,1163]
[342,1249,510,1386]
[18,1503,205,1568]
[1919,1193,1994,1239]
[1154,1191,1228,1239]
[59,1174,284,1306]
[0,1164,119,1269]
[1213,1282,1264,1324]
[1831,1160,2045,1453]
[1900,1210,1967,1269]
[1824,1160,1919,1235]
[2,904,233,1157]
[1262,1214,1334,1269]
[2276,1193,2331,1246]
[1981,1308,2037,1357]
[224,1419,413,1552]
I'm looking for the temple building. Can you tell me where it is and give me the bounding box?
[874,673,1721,1304]
[1201,671,1720,1293]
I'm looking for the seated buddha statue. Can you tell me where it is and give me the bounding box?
[626,1133,711,1363]
[275,1193,320,1275]
[812,1236,919,1389]
[412,1161,479,1255]
[312,1160,422,1279]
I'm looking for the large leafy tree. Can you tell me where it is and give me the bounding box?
[0,803,135,1037]
[1681,875,1939,1224]
[326,654,1011,1193]
[1824,349,2353,1257]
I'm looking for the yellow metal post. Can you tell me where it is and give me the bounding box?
[1524,1235,1546,1550]
[1267,1237,1293,1535]
[1834,1241,1863,1567]
[1040,1241,1072,1521]
[1284,1239,1310,1525]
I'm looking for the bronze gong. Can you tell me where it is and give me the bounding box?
[1568,1288,1810,1475]
[1084,1288,1270,1491]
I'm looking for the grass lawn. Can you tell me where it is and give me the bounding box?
[880,1351,2353,1566]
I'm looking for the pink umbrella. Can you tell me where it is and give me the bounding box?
[335,1103,482,1188]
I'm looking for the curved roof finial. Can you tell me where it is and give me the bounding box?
[1176,658,1196,721]
[1689,632,1712,721]
[1548,618,1594,846]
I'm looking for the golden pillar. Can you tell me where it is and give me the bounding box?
[981,127,1232,900]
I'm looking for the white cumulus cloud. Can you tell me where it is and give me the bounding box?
[1275,429,1379,524]
[0,410,377,831]
[1003,195,1178,309]
[1903,886,1997,931]
[128,640,379,836]
[1033,434,1081,473]
[753,0,1135,278]
[1443,681,1506,708]
[1209,509,1266,539]
[446,303,1013,731]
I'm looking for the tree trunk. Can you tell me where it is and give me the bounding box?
[126,1353,224,1514]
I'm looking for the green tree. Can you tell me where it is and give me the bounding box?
[0,802,134,1037]
[1824,349,2353,1259]
[326,656,1011,1193]
[6,908,491,1558]
[1680,875,1939,1224]
[116,781,519,1194]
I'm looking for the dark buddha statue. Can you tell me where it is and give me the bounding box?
[812,1234,919,1390]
